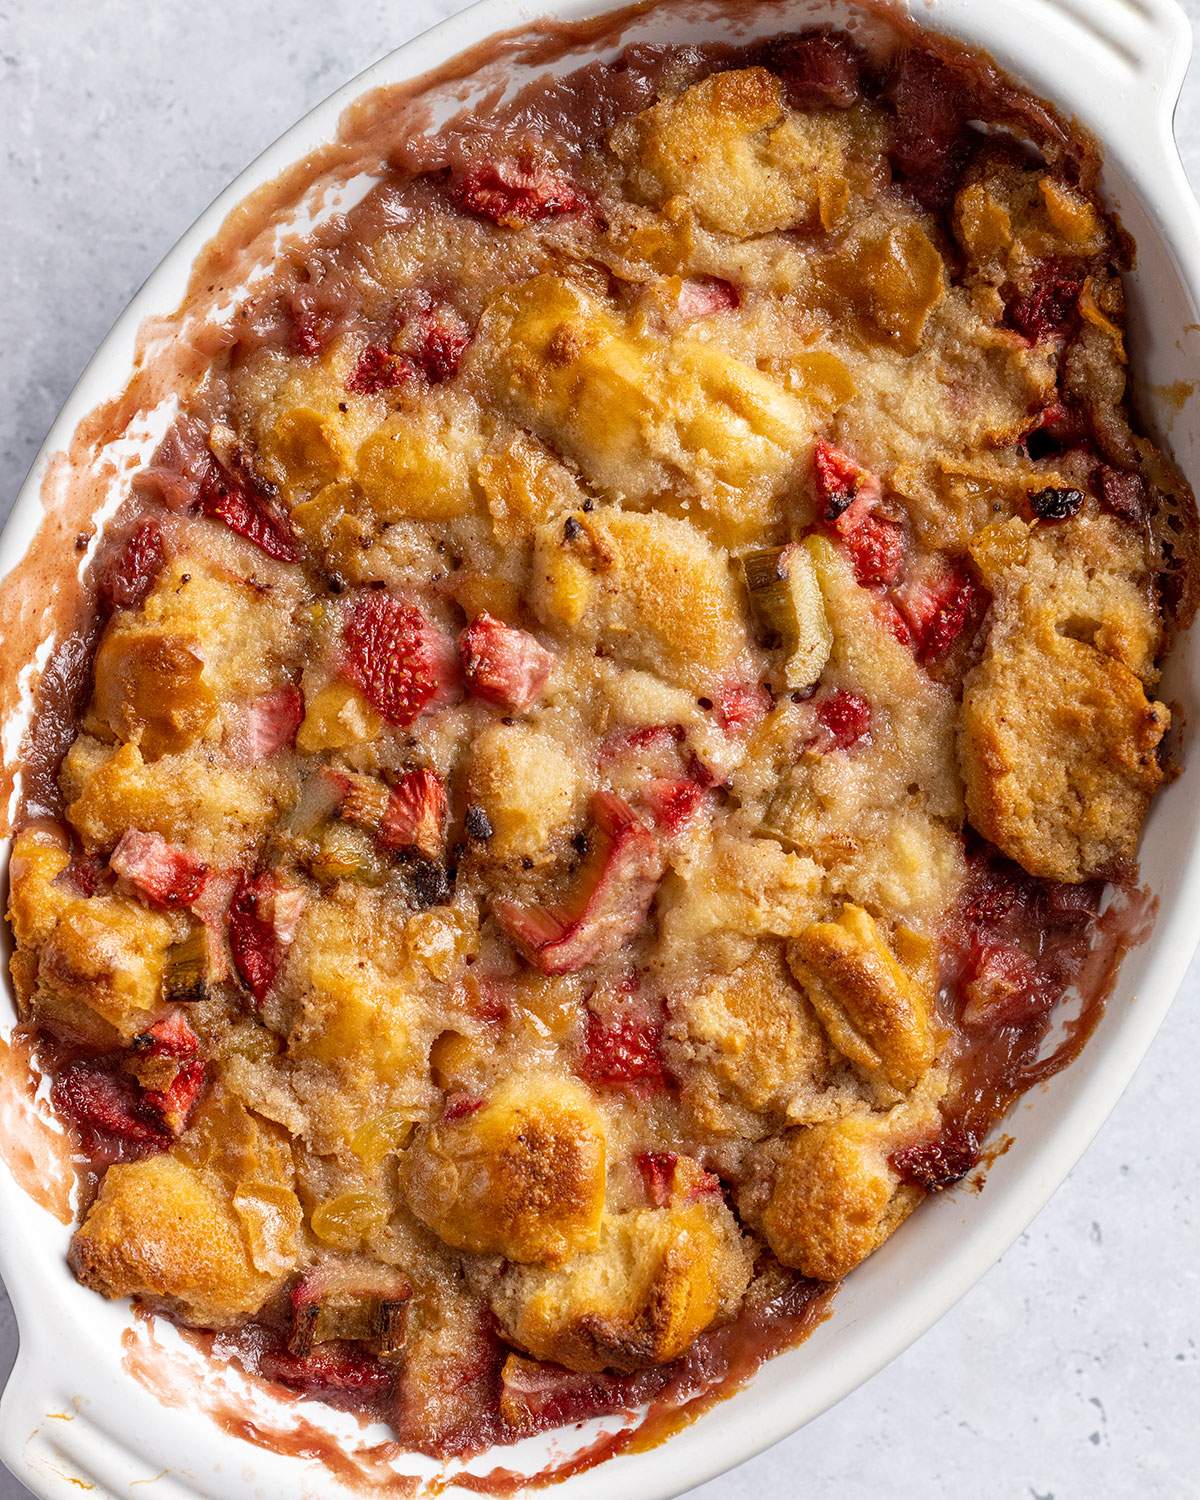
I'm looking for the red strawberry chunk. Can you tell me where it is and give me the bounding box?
[346,343,412,395]
[443,1093,486,1122]
[1006,259,1083,342]
[379,768,447,860]
[260,1340,394,1400]
[413,303,471,383]
[451,157,586,226]
[51,1059,169,1152]
[99,519,166,613]
[494,792,665,976]
[579,1008,666,1087]
[341,591,457,727]
[842,513,906,588]
[890,1125,979,1190]
[674,276,740,322]
[635,1149,678,1206]
[763,31,864,109]
[894,560,986,662]
[198,464,301,563]
[143,1058,207,1133]
[887,48,973,210]
[459,612,555,711]
[814,688,871,750]
[228,872,305,1003]
[643,777,705,833]
[961,940,1055,1028]
[227,685,304,765]
[714,681,772,735]
[813,439,882,525]
[134,1012,199,1059]
[110,829,208,909]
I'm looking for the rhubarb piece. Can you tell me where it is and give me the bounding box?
[1096,465,1151,526]
[579,1007,666,1087]
[109,829,208,909]
[493,793,665,976]
[228,872,305,1003]
[813,688,872,750]
[450,156,586,226]
[281,768,348,839]
[98,519,166,614]
[132,415,214,511]
[341,591,457,727]
[961,940,1055,1027]
[740,544,832,690]
[142,1058,206,1134]
[288,1263,411,1358]
[51,1059,169,1153]
[197,461,301,564]
[459,612,555,711]
[260,1340,395,1400]
[499,1353,666,1439]
[635,1149,678,1207]
[379,769,447,860]
[226,686,304,765]
[310,824,389,886]
[338,773,392,832]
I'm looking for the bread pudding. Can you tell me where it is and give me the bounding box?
[7,8,1197,1462]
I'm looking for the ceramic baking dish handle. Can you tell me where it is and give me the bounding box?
[1009,0,1192,128]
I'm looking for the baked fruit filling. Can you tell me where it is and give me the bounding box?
[8,21,1196,1457]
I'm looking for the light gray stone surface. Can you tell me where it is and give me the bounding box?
[1,3,1199,1496]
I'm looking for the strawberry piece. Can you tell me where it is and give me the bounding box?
[260,1340,395,1400]
[961,940,1055,1028]
[134,1012,199,1058]
[887,48,973,210]
[99,519,166,613]
[451,157,586,226]
[379,768,447,860]
[814,688,871,750]
[842,513,906,589]
[894,560,986,662]
[1006,259,1083,342]
[51,1059,169,1152]
[228,872,305,1003]
[813,439,882,526]
[674,276,740,322]
[443,1093,486,1122]
[685,1168,724,1201]
[226,685,304,765]
[890,1125,979,1190]
[762,31,864,109]
[635,1149,678,1206]
[714,681,772,735]
[143,1058,207,1133]
[494,792,665,976]
[346,343,412,395]
[110,829,208,909]
[341,591,457,727]
[643,777,705,833]
[412,303,471,383]
[579,1008,666,1087]
[198,464,301,563]
[459,612,554,711]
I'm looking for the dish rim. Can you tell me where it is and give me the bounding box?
[1,1,1199,1496]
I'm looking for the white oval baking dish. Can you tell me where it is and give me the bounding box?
[2,1,1199,1496]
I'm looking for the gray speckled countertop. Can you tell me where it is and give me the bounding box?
[2,4,1199,1496]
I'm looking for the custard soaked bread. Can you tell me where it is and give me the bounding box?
[9,18,1195,1459]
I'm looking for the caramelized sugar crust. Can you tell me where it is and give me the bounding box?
[9,20,1196,1457]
